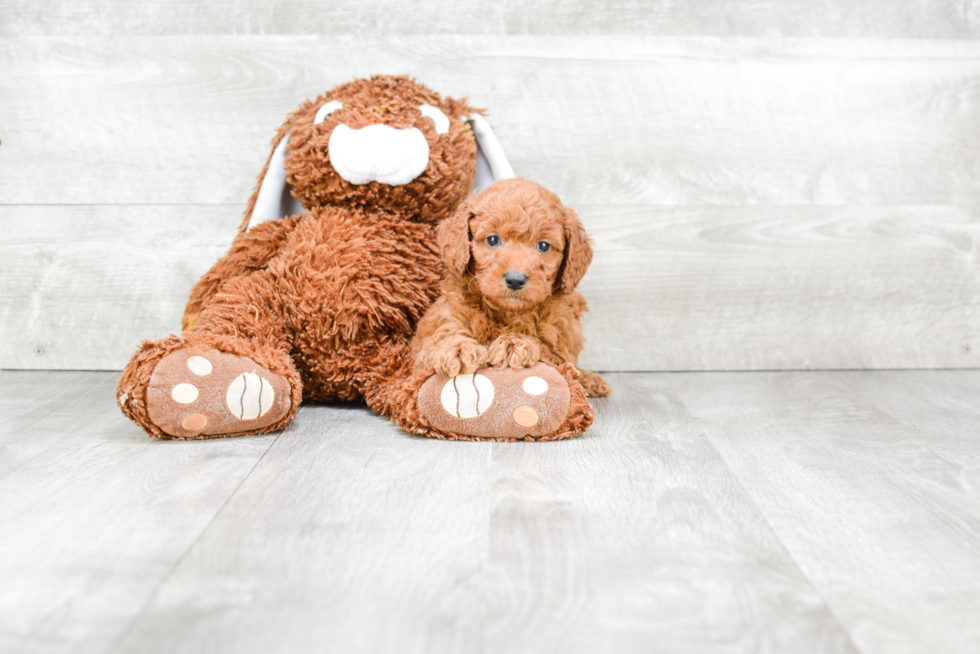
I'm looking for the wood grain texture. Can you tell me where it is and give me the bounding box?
[0,205,236,370]
[4,203,978,372]
[112,396,494,654]
[2,0,979,37]
[574,204,980,371]
[672,370,980,654]
[4,369,980,652]
[4,35,980,371]
[3,37,980,207]
[484,373,857,653]
[0,370,276,653]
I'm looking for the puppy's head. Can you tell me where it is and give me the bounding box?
[438,178,593,312]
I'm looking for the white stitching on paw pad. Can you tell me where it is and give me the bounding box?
[226,373,275,420]
[440,374,494,418]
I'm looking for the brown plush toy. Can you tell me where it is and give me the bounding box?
[117,75,597,441]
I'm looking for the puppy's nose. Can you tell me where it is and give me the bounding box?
[504,271,528,290]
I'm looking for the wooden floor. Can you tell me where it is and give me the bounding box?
[2,369,979,654]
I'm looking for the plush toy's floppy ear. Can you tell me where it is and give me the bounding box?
[438,194,478,277]
[241,131,305,232]
[466,114,515,195]
[556,206,594,294]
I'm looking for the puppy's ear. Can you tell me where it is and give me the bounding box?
[438,194,477,277]
[555,206,594,294]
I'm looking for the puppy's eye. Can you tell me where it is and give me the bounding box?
[419,104,450,135]
[536,241,551,253]
[486,235,501,247]
[314,100,343,125]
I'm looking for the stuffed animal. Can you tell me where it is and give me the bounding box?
[116,75,596,441]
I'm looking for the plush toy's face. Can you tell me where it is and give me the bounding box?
[284,76,479,223]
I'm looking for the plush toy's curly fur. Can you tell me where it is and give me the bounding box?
[117,76,600,441]
[412,178,611,399]
[182,76,478,334]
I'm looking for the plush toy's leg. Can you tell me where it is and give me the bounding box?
[182,215,302,331]
[117,272,302,440]
[360,345,595,442]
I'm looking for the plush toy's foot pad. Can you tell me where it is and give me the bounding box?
[146,348,292,438]
[418,362,571,440]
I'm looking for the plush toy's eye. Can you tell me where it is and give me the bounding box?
[536,241,551,253]
[314,100,343,125]
[486,235,501,247]
[419,104,450,135]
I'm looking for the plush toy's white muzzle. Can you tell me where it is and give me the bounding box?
[246,110,514,231]
[328,124,430,186]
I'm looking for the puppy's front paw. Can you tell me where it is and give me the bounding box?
[488,334,541,369]
[428,337,489,377]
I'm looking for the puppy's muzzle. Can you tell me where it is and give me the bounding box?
[504,271,528,290]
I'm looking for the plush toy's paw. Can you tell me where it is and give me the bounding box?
[417,362,577,440]
[487,334,540,369]
[579,370,612,397]
[145,348,292,438]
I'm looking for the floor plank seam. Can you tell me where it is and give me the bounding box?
[685,410,866,653]
[0,373,105,483]
[105,428,285,652]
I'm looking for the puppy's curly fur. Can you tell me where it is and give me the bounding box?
[412,178,611,398]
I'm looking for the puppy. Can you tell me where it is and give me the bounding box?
[412,178,611,398]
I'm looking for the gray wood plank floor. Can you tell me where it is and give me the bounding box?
[2,369,979,653]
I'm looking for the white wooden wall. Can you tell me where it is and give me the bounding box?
[3,1,980,371]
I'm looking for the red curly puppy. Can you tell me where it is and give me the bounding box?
[412,178,611,399]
